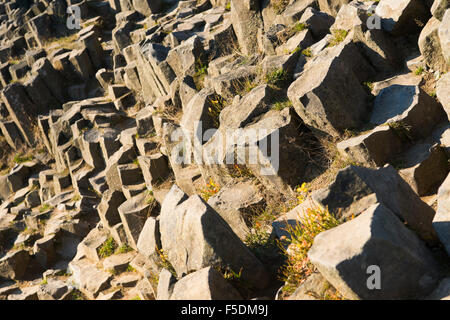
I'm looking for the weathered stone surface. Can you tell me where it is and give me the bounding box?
[337,125,404,166]
[202,108,313,195]
[37,279,72,300]
[0,250,30,280]
[230,0,263,56]
[287,39,373,137]
[319,0,350,16]
[433,173,450,256]
[136,42,176,104]
[311,165,438,242]
[289,272,332,300]
[132,0,162,16]
[166,35,205,78]
[118,192,154,249]
[79,129,106,170]
[432,0,450,20]
[300,7,335,40]
[159,185,270,289]
[207,180,264,240]
[2,83,38,145]
[136,217,160,257]
[103,252,135,273]
[309,203,441,299]
[398,143,449,196]
[138,153,170,189]
[419,16,448,72]
[437,72,450,119]
[275,29,314,55]
[209,65,258,98]
[75,227,109,263]
[170,267,242,300]
[156,268,177,300]
[98,190,127,228]
[439,9,450,68]
[69,258,112,299]
[370,84,446,140]
[375,0,429,35]
[0,120,24,150]
[7,286,39,300]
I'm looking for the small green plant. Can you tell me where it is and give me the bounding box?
[98,237,117,259]
[116,243,133,254]
[278,206,341,296]
[194,58,208,90]
[126,265,137,273]
[414,66,424,75]
[131,295,141,300]
[225,1,231,11]
[241,78,258,94]
[264,69,288,87]
[39,203,54,213]
[14,153,33,164]
[70,289,84,300]
[290,47,300,54]
[133,158,140,166]
[40,278,48,285]
[301,47,312,57]
[272,99,293,111]
[363,81,374,92]
[328,29,348,47]
[291,22,308,34]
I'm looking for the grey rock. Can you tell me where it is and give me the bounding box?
[159,185,270,289]
[432,173,450,255]
[375,0,429,35]
[308,203,441,299]
[170,267,242,300]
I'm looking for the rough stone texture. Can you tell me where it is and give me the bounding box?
[309,203,441,300]
[319,0,350,16]
[439,9,450,68]
[207,180,264,240]
[311,165,438,243]
[159,185,270,289]
[230,0,263,56]
[0,250,30,280]
[136,217,160,257]
[370,84,446,140]
[375,0,430,36]
[437,72,450,119]
[287,39,373,137]
[419,16,448,72]
[433,173,450,256]
[118,192,154,249]
[431,0,450,20]
[170,267,242,300]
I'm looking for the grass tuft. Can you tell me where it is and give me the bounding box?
[328,29,348,47]
[278,206,341,296]
[98,237,117,259]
